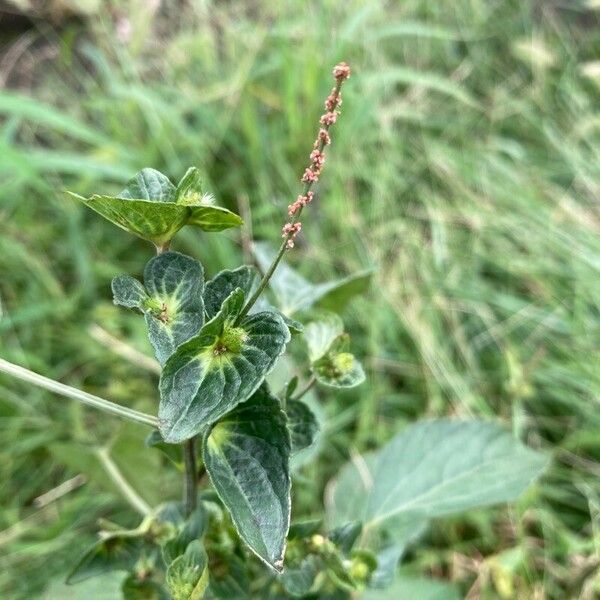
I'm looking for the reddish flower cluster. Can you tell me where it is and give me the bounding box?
[288,191,314,217]
[282,222,302,249]
[281,62,351,250]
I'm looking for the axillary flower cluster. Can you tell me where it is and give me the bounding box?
[282,62,351,249]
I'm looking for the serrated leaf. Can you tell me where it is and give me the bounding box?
[159,290,290,443]
[202,386,291,571]
[166,540,209,600]
[119,168,176,202]
[328,420,548,531]
[204,266,259,319]
[112,252,205,366]
[286,399,319,454]
[253,242,371,316]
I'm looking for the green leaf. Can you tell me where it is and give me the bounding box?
[159,290,290,443]
[281,556,319,597]
[122,575,169,600]
[204,266,259,319]
[254,242,371,316]
[119,168,176,202]
[202,386,291,571]
[313,349,366,389]
[286,399,319,454]
[363,576,461,600]
[68,192,189,246]
[208,555,249,599]
[145,429,182,466]
[166,540,209,600]
[112,252,205,366]
[67,528,148,584]
[68,168,242,245]
[162,506,206,565]
[304,314,344,362]
[46,573,126,599]
[328,420,548,530]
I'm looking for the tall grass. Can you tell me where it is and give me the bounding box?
[0,1,598,597]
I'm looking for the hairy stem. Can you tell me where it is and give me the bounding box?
[0,358,159,428]
[96,447,152,516]
[183,437,198,516]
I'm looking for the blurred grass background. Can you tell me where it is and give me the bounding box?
[0,0,599,598]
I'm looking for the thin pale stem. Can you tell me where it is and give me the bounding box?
[291,376,317,402]
[0,358,159,428]
[96,447,152,516]
[183,438,198,516]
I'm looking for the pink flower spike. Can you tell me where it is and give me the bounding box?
[320,112,338,126]
[301,168,319,183]
[333,62,351,80]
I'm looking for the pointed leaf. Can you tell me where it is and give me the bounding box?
[254,242,371,315]
[112,275,148,309]
[286,399,319,454]
[158,290,290,443]
[69,193,189,246]
[113,252,205,366]
[176,167,210,204]
[304,314,344,362]
[204,266,259,319]
[203,386,291,571]
[118,168,176,202]
[187,205,244,232]
[327,420,548,532]
[166,540,209,600]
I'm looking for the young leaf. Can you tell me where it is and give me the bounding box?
[176,167,210,204]
[313,349,366,389]
[158,289,290,443]
[204,266,260,319]
[304,314,344,362]
[165,540,209,600]
[202,386,291,571]
[327,420,548,530]
[112,252,205,366]
[162,506,207,565]
[253,242,372,315]
[286,399,319,454]
[118,168,176,202]
[146,429,182,466]
[280,556,319,597]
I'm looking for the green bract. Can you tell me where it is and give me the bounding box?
[203,386,291,571]
[165,540,209,600]
[158,289,290,443]
[112,251,205,366]
[68,167,242,247]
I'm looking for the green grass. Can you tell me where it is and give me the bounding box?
[1,1,599,597]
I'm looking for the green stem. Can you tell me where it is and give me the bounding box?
[291,375,317,402]
[183,437,198,516]
[0,358,158,428]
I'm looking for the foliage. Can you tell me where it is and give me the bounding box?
[1,1,598,598]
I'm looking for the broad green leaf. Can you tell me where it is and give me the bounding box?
[202,386,291,571]
[159,289,290,443]
[329,522,363,555]
[119,168,176,202]
[68,192,188,246]
[166,540,209,600]
[254,242,372,316]
[327,420,548,531]
[304,314,344,362]
[68,167,242,245]
[112,252,205,365]
[45,573,126,599]
[286,399,319,454]
[204,266,259,319]
[362,576,461,600]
